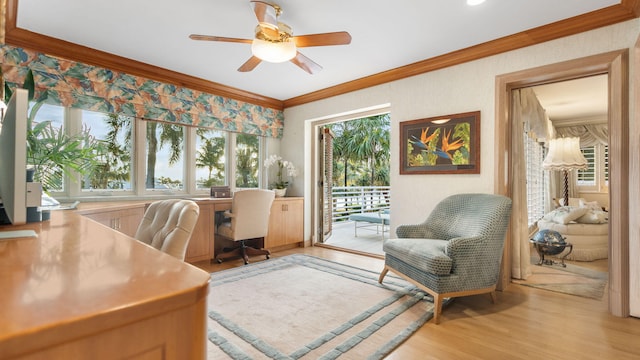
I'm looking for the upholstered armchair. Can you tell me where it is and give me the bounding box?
[135,199,200,261]
[379,193,512,324]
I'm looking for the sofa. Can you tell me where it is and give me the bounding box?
[536,200,608,261]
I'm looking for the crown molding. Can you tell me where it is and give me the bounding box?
[4,0,639,110]
[283,1,640,108]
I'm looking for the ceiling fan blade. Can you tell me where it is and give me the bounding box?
[293,32,352,47]
[238,56,262,72]
[189,34,252,44]
[290,52,322,74]
[251,1,278,28]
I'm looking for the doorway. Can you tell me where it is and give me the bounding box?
[529,76,610,299]
[309,106,391,257]
[495,50,629,316]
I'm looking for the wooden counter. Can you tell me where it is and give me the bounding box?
[0,210,210,359]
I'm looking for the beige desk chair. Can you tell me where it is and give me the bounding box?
[135,199,200,261]
[214,189,275,265]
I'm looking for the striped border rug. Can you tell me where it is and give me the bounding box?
[207,254,439,360]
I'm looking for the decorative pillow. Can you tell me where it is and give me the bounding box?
[576,210,608,224]
[559,197,586,207]
[579,199,603,211]
[543,206,589,225]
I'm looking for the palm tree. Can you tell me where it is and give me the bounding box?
[346,114,390,185]
[235,133,259,187]
[329,114,390,187]
[329,122,353,187]
[90,114,132,189]
[195,136,225,186]
[145,121,183,189]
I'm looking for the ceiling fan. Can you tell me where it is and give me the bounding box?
[189,0,351,74]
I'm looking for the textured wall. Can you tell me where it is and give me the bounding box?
[282,19,639,246]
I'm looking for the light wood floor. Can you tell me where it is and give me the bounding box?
[193,246,640,360]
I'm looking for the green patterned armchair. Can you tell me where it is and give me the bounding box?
[379,193,512,324]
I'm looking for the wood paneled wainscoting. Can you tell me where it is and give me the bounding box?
[75,197,305,264]
[191,197,304,263]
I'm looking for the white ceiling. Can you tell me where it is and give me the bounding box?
[533,75,608,125]
[15,0,619,102]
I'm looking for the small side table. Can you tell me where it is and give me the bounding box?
[530,240,573,267]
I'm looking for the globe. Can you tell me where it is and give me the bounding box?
[531,229,566,255]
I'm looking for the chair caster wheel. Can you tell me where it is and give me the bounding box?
[266,255,270,259]
[216,258,222,264]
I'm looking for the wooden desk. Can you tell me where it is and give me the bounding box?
[0,210,210,359]
[187,197,304,263]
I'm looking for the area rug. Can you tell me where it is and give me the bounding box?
[207,254,439,360]
[513,259,608,300]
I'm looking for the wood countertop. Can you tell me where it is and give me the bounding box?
[0,209,210,359]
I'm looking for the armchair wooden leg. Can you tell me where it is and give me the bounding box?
[432,293,443,325]
[378,266,389,283]
[489,291,497,303]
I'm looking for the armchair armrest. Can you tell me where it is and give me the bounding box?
[396,224,436,239]
[445,236,486,261]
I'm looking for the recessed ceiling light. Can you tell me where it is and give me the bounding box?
[467,0,486,5]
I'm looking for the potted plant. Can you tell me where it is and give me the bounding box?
[264,154,297,197]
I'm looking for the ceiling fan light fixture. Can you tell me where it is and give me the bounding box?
[251,38,296,63]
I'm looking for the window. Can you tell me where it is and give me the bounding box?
[24,104,267,199]
[577,144,608,192]
[195,129,226,189]
[144,121,185,191]
[604,145,609,185]
[81,111,134,192]
[524,133,547,228]
[577,146,595,186]
[28,103,66,192]
[235,133,260,188]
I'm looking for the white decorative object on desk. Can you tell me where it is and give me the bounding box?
[264,154,297,195]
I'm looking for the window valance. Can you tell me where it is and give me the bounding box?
[555,124,608,147]
[1,45,283,138]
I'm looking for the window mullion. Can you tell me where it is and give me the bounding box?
[66,107,82,198]
[134,119,147,196]
[185,127,196,194]
[228,133,237,190]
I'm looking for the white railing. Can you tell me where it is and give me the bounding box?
[331,186,390,222]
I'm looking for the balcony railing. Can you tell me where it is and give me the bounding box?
[331,186,390,222]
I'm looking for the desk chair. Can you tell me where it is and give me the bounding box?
[135,199,200,261]
[214,189,275,265]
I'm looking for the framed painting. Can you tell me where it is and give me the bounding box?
[400,111,480,174]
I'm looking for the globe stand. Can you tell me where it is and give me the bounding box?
[530,230,574,267]
[530,240,574,267]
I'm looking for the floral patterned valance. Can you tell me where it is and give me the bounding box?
[0,44,284,138]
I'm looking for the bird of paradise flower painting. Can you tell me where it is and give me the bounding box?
[401,112,480,174]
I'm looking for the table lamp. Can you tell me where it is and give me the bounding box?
[542,137,588,207]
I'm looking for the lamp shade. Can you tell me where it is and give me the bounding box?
[251,38,296,63]
[542,137,588,171]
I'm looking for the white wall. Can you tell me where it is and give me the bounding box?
[281,19,639,244]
